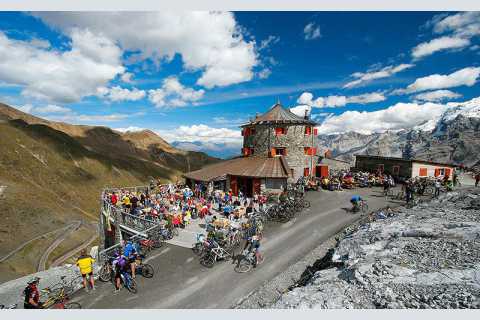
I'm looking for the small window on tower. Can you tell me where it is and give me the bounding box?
[275,148,286,156]
[305,126,312,135]
[275,127,286,135]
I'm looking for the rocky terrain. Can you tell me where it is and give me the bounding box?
[317,98,480,169]
[273,188,480,309]
[0,102,219,282]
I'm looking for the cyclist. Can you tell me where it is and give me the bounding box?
[350,195,363,212]
[76,249,95,292]
[123,240,138,279]
[242,234,262,268]
[112,252,128,293]
[23,277,42,309]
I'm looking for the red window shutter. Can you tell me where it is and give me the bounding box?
[445,168,451,177]
[304,168,310,176]
[434,168,440,177]
[419,168,427,176]
[313,128,318,135]
[271,148,276,156]
[304,147,309,155]
[305,127,311,135]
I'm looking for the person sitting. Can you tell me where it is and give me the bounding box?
[350,195,363,212]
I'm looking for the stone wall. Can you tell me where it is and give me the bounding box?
[243,123,318,181]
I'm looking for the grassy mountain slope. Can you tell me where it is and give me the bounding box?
[0,102,219,282]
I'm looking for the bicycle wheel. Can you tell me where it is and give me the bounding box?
[192,243,203,256]
[234,259,252,273]
[127,278,138,294]
[302,199,311,209]
[99,265,112,282]
[361,203,369,213]
[64,302,81,309]
[200,253,215,268]
[153,239,163,249]
[141,264,154,278]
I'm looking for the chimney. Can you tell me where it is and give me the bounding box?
[304,109,309,120]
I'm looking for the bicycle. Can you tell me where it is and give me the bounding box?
[200,241,232,268]
[234,250,264,273]
[99,257,114,282]
[352,200,368,213]
[0,303,17,309]
[120,271,138,294]
[40,285,81,309]
[134,255,154,278]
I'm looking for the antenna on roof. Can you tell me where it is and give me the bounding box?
[276,97,281,105]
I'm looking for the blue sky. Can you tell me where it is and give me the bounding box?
[0,12,479,158]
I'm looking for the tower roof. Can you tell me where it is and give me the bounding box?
[241,103,316,127]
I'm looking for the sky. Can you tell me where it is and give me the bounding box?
[0,11,479,158]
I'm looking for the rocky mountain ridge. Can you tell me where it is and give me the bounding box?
[316,98,480,168]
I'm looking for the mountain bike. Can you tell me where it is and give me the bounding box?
[120,271,137,294]
[234,250,264,273]
[40,285,81,309]
[134,256,154,278]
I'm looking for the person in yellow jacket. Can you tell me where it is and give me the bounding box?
[76,249,95,292]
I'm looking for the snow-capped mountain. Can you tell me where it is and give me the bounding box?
[317,98,480,168]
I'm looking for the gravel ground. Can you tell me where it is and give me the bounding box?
[271,188,480,309]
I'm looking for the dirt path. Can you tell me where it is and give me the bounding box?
[50,226,98,268]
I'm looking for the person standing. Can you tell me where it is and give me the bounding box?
[434,179,441,198]
[76,249,95,292]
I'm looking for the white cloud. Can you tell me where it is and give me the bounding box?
[16,104,34,113]
[296,91,386,108]
[413,90,462,102]
[317,101,450,135]
[347,92,387,104]
[0,29,124,103]
[34,12,258,88]
[343,64,414,88]
[148,76,205,108]
[257,68,272,79]
[432,12,480,38]
[157,124,242,147]
[290,105,311,117]
[411,36,470,59]
[35,104,72,114]
[114,126,145,133]
[97,86,145,102]
[395,67,480,94]
[259,35,280,50]
[120,72,134,84]
[304,22,321,40]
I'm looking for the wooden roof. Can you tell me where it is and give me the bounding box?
[354,154,457,168]
[183,155,291,182]
[241,103,316,127]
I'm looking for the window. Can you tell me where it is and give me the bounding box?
[275,127,286,135]
[242,127,254,136]
[313,128,318,135]
[274,148,286,156]
[304,147,309,155]
[305,126,312,135]
[304,147,317,155]
[392,165,400,175]
[419,168,427,176]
